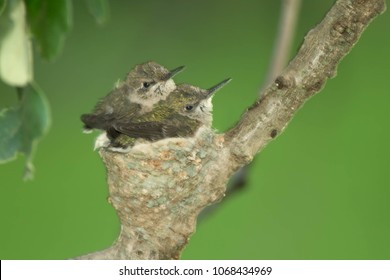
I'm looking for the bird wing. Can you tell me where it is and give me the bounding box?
[112,119,198,141]
[81,113,116,130]
[81,103,142,131]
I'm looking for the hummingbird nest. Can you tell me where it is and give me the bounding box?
[93,127,229,259]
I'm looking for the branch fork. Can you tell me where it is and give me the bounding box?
[75,0,386,260]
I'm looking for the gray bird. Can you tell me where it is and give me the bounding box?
[108,78,231,150]
[81,61,185,132]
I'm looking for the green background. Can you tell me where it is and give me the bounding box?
[1,0,389,259]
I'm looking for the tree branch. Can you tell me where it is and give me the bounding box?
[75,0,386,260]
[225,0,386,169]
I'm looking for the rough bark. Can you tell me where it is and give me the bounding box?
[75,0,386,260]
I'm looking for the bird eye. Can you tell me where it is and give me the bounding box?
[143,82,151,88]
[185,105,194,111]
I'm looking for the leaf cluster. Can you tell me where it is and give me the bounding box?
[0,0,109,179]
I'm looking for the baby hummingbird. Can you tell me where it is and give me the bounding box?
[81,61,185,132]
[108,78,231,150]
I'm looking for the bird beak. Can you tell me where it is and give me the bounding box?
[206,78,232,98]
[166,65,186,80]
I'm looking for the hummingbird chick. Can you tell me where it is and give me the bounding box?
[81,61,185,132]
[108,78,231,151]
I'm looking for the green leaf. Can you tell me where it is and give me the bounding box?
[0,83,51,180]
[0,0,33,86]
[0,0,6,16]
[84,0,109,25]
[24,0,72,61]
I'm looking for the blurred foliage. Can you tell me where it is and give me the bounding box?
[0,0,109,179]
[25,0,73,61]
[85,0,109,25]
[0,0,5,15]
[0,84,50,179]
[0,0,389,260]
[0,0,33,86]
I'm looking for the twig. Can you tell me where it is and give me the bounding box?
[221,0,302,217]
[263,0,302,89]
